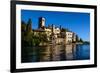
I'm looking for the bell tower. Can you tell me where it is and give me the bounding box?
[38,17,45,29]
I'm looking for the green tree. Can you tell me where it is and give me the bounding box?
[21,19,33,47]
[61,28,70,32]
[76,35,79,42]
[21,21,27,47]
[21,21,26,32]
[80,38,83,42]
[61,28,67,32]
[26,18,32,32]
[21,19,49,47]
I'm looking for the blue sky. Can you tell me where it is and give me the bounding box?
[21,10,90,41]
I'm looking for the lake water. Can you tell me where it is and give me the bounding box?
[21,44,90,63]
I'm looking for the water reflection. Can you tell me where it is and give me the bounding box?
[64,44,76,60]
[21,44,90,63]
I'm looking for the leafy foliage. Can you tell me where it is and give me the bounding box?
[21,19,49,47]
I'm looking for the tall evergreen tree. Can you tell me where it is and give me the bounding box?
[76,35,79,42]
[26,18,32,32]
[80,38,83,42]
[21,21,26,32]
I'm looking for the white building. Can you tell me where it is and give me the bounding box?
[65,31,73,43]
[55,27,60,34]
[37,17,77,44]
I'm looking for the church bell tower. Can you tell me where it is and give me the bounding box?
[38,17,45,29]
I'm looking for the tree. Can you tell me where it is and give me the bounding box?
[21,19,34,47]
[26,18,32,32]
[21,21,26,32]
[76,35,79,42]
[80,38,83,42]
[61,28,67,32]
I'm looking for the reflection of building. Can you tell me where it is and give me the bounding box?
[65,44,76,60]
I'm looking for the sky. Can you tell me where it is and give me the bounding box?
[21,9,90,41]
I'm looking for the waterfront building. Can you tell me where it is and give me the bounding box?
[31,17,78,45]
[65,31,73,43]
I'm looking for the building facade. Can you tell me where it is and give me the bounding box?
[34,17,77,45]
[65,31,73,43]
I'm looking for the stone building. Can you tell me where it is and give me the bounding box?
[65,31,74,44]
[34,17,77,45]
[64,31,76,44]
